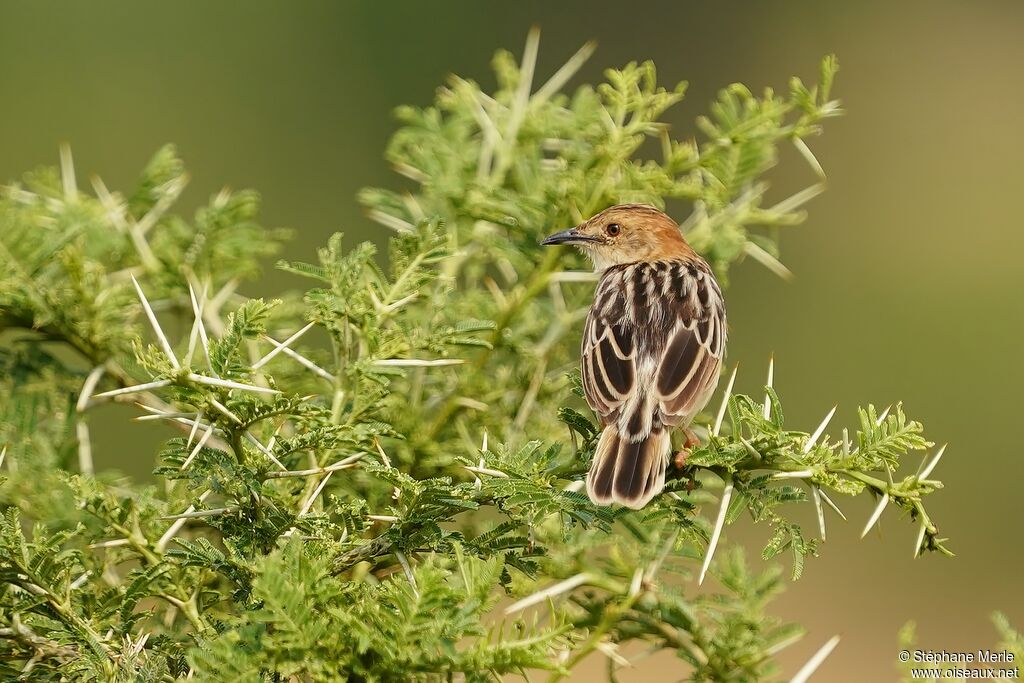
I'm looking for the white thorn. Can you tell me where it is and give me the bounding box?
[134,402,173,415]
[504,573,592,615]
[372,358,465,368]
[474,430,489,490]
[373,439,393,470]
[861,493,889,538]
[818,489,848,522]
[811,485,826,541]
[180,424,216,470]
[628,567,644,598]
[841,428,851,456]
[765,630,805,657]
[324,450,366,467]
[185,283,212,371]
[699,478,733,586]
[260,334,335,382]
[243,433,287,471]
[130,275,179,369]
[92,177,159,270]
[297,471,333,518]
[208,398,241,424]
[773,469,814,480]
[91,176,128,232]
[134,411,195,422]
[645,528,680,584]
[156,490,212,552]
[0,445,7,469]
[913,520,927,558]
[59,143,77,201]
[186,411,204,449]
[69,570,92,591]
[93,379,173,399]
[367,514,399,523]
[534,38,597,105]
[793,137,827,180]
[263,454,364,479]
[134,174,188,237]
[395,550,418,598]
[745,241,794,281]
[77,366,106,412]
[495,25,540,168]
[453,397,488,411]
[595,641,631,668]
[267,421,285,451]
[131,632,150,656]
[76,419,93,476]
[803,405,837,454]
[252,322,315,370]
[136,173,188,236]
[767,182,827,216]
[875,405,891,426]
[186,372,281,395]
[208,277,239,315]
[89,538,132,549]
[379,290,420,314]
[713,365,738,437]
[763,356,774,420]
[791,635,841,683]
[918,444,946,480]
[463,465,509,479]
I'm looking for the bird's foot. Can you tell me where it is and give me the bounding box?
[673,428,704,492]
[673,429,702,469]
[683,427,701,450]
[671,449,698,493]
[673,449,690,469]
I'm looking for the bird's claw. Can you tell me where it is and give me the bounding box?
[673,449,690,469]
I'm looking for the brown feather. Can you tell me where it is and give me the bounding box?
[553,204,727,509]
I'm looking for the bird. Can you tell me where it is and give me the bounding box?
[541,204,726,509]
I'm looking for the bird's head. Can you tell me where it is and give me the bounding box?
[541,204,693,271]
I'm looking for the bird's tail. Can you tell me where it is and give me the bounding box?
[586,425,670,509]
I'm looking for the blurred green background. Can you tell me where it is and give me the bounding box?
[2,1,1021,680]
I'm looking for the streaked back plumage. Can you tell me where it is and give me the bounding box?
[572,206,727,509]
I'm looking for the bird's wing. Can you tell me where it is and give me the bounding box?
[654,260,727,425]
[582,260,726,430]
[581,305,635,427]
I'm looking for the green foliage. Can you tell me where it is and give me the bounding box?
[0,32,970,682]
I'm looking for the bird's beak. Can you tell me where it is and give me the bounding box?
[540,227,603,246]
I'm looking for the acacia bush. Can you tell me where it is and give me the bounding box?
[0,32,964,681]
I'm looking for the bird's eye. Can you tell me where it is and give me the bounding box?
[606,223,621,236]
